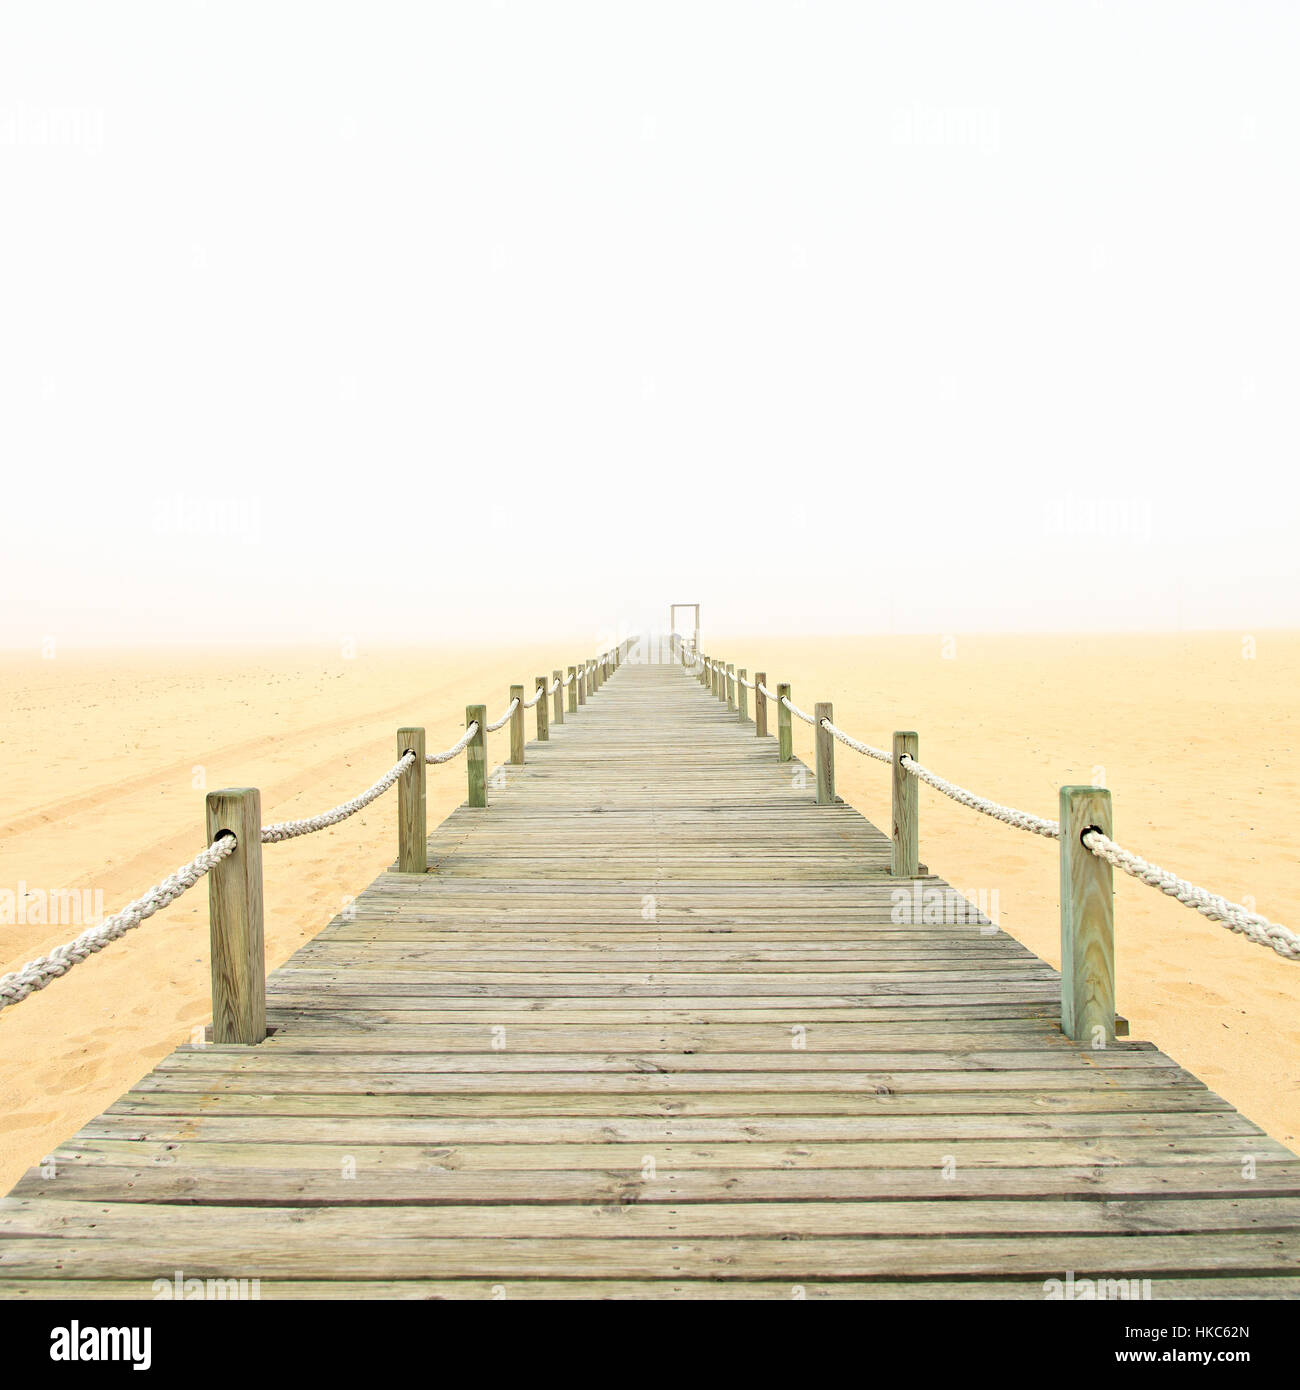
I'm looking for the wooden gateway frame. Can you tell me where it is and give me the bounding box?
[669,603,700,656]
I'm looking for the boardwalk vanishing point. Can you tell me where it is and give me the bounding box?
[3,646,1300,1298]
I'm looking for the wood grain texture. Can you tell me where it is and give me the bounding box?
[777,682,793,762]
[1060,786,1115,1044]
[535,677,549,742]
[395,727,426,873]
[6,657,1298,1299]
[891,730,919,878]
[204,788,265,1045]
[465,705,487,809]
[509,684,525,766]
[815,702,835,806]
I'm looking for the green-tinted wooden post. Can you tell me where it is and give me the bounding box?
[737,668,749,722]
[509,684,525,765]
[724,662,734,706]
[814,703,835,806]
[396,727,426,873]
[553,669,565,726]
[466,705,487,807]
[755,671,768,738]
[535,676,549,742]
[891,731,919,877]
[205,787,266,1045]
[1060,786,1116,1045]
[567,666,578,713]
[777,683,793,762]
[577,663,587,705]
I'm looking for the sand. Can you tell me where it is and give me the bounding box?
[1,632,1297,1194]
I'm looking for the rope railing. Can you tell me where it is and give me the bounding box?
[0,837,237,1011]
[260,752,417,844]
[686,640,1299,983]
[0,635,636,1025]
[780,694,816,726]
[1082,829,1300,961]
[897,752,1060,840]
[427,724,479,764]
[484,698,520,732]
[820,717,889,763]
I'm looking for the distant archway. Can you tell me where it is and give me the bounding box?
[669,603,700,656]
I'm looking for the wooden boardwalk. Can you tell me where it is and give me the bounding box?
[4,659,1300,1298]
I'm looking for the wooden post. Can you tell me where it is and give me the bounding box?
[738,668,749,722]
[535,676,549,742]
[466,705,487,807]
[712,660,720,698]
[396,727,427,873]
[553,669,565,726]
[755,672,768,737]
[1060,786,1116,1045]
[577,664,586,705]
[814,703,835,806]
[567,666,578,714]
[726,663,735,707]
[777,682,793,762]
[205,787,265,1045]
[891,731,919,877]
[509,684,525,765]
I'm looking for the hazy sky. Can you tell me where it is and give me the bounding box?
[2,3,1297,648]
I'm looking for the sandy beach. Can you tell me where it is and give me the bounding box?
[1,631,1297,1194]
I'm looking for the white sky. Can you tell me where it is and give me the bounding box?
[2,2,1297,648]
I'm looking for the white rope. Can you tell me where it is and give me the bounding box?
[549,677,561,695]
[780,694,816,726]
[260,752,416,843]
[564,671,576,686]
[899,753,1061,839]
[819,717,890,762]
[484,698,520,733]
[757,682,778,701]
[1081,829,1300,961]
[426,723,479,764]
[0,837,237,1012]
[893,748,1299,961]
[738,675,755,690]
[522,686,544,709]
